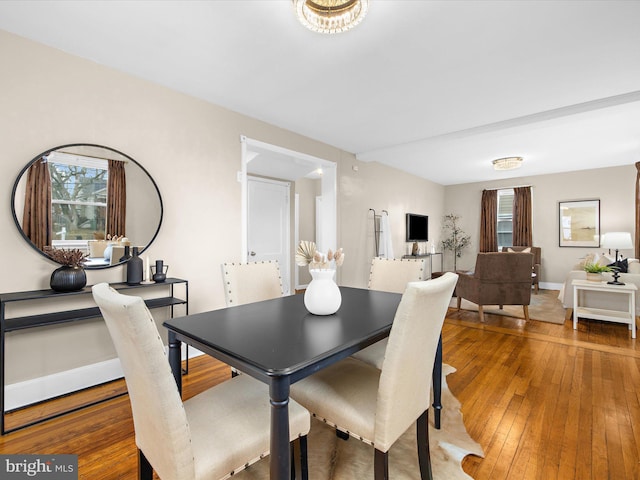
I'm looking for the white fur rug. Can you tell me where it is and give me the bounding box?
[235,364,484,479]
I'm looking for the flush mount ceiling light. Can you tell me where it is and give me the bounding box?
[293,0,369,34]
[492,157,523,171]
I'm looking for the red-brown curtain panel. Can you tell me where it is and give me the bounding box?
[106,160,126,237]
[512,186,532,246]
[479,189,497,252]
[636,162,640,259]
[22,158,52,250]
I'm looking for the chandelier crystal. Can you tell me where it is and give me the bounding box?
[492,157,523,171]
[293,0,369,34]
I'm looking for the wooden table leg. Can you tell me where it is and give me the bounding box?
[270,377,291,479]
[167,331,182,395]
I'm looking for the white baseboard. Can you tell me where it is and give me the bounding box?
[540,281,563,291]
[5,358,124,411]
[5,345,204,411]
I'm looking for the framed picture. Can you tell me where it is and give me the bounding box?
[558,199,600,247]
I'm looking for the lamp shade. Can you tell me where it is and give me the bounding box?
[601,232,633,249]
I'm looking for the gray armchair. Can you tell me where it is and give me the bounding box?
[456,252,533,322]
[501,246,541,293]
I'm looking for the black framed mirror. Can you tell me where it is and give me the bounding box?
[11,144,163,269]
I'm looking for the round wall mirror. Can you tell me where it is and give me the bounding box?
[11,144,163,269]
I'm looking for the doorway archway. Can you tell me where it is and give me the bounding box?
[240,136,337,291]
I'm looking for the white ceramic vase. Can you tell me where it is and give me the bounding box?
[304,269,342,315]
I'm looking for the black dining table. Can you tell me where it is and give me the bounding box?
[163,286,443,479]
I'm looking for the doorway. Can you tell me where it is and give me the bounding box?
[240,136,337,291]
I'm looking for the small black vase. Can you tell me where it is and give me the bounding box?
[119,245,131,263]
[50,265,87,292]
[126,247,143,285]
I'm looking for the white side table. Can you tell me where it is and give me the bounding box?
[572,279,637,338]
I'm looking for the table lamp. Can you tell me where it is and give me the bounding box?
[601,232,633,285]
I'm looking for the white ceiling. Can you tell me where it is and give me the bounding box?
[1,0,639,185]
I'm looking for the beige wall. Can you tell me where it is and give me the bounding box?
[444,165,636,285]
[338,158,445,286]
[0,30,441,386]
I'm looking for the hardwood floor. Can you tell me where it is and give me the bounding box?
[446,304,640,480]
[1,293,638,479]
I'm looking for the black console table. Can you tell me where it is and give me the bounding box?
[0,278,188,434]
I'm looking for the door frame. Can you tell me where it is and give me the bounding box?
[240,136,337,290]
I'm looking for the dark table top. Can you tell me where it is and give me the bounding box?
[163,287,401,383]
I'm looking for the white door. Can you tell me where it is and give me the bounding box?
[247,176,291,294]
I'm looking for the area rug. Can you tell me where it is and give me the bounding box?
[235,364,483,479]
[448,289,566,324]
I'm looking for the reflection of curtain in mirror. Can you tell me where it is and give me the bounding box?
[479,189,497,252]
[22,158,52,250]
[513,187,532,246]
[107,160,126,236]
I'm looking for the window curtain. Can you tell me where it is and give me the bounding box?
[479,189,497,252]
[22,158,52,250]
[512,186,532,246]
[636,162,640,259]
[106,160,126,237]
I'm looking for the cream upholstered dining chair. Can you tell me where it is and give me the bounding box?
[92,283,310,480]
[221,261,283,377]
[352,257,426,368]
[221,260,283,306]
[368,257,426,293]
[291,272,458,480]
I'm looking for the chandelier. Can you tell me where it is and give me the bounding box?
[293,0,369,34]
[492,157,523,171]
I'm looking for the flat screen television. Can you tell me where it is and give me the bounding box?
[406,213,428,242]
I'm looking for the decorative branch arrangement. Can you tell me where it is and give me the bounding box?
[296,241,345,270]
[43,246,88,267]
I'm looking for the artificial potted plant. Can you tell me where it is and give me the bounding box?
[440,214,471,271]
[583,262,612,282]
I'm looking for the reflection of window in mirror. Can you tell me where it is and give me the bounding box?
[14,144,162,269]
[48,151,109,249]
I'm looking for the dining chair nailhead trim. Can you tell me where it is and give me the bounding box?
[313,413,375,447]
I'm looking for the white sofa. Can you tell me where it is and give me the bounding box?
[560,257,640,316]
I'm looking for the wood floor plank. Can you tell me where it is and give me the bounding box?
[557,353,580,480]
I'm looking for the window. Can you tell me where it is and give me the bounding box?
[47,151,108,247]
[497,188,514,250]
